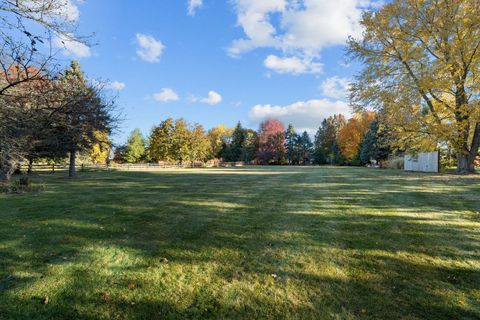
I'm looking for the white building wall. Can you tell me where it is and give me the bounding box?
[404,151,439,173]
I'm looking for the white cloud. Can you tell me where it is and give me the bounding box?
[200,91,223,105]
[320,76,351,99]
[248,98,351,133]
[106,81,126,91]
[187,0,203,16]
[62,0,81,22]
[54,33,91,58]
[229,0,379,74]
[153,88,179,102]
[136,33,165,63]
[264,55,322,74]
[24,0,80,22]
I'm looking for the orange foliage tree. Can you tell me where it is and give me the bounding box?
[337,112,376,161]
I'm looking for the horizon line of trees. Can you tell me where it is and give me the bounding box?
[114,112,394,167]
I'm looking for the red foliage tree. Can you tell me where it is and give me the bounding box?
[256,118,286,164]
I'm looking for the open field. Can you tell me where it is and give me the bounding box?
[0,167,479,319]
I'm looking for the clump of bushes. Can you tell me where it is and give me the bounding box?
[386,156,404,169]
[0,176,45,194]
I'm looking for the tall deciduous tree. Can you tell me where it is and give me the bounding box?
[87,130,111,164]
[124,129,145,163]
[349,0,480,173]
[0,0,86,96]
[149,118,175,163]
[0,0,87,181]
[207,125,232,159]
[337,112,375,162]
[187,123,210,165]
[172,118,191,164]
[257,118,286,164]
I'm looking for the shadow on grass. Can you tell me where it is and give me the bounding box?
[1,167,479,319]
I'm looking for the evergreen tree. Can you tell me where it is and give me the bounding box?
[56,60,116,177]
[313,116,344,165]
[285,124,298,164]
[124,129,146,163]
[227,122,247,162]
[297,131,313,164]
[359,120,391,165]
[241,129,257,163]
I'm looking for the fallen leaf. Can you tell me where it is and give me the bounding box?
[160,257,169,264]
[101,292,110,301]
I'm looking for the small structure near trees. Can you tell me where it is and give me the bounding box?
[404,151,439,173]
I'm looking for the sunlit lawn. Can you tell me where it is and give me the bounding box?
[1,167,479,319]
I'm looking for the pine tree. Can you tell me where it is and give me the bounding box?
[285,124,298,164]
[57,60,115,177]
[241,129,257,163]
[298,131,313,164]
[313,115,345,165]
[359,120,391,165]
[228,122,246,162]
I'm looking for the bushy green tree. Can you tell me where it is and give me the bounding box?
[148,118,175,163]
[187,123,210,164]
[124,129,146,163]
[207,125,232,159]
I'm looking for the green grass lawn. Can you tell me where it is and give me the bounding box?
[1,167,479,319]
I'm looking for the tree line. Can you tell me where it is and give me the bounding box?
[115,113,392,166]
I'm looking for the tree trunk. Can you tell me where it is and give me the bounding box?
[0,160,16,182]
[69,149,76,178]
[27,158,33,175]
[456,153,474,174]
[457,123,480,174]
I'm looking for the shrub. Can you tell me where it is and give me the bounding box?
[386,157,404,169]
[0,176,45,194]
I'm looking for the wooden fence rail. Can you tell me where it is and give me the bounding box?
[18,161,248,173]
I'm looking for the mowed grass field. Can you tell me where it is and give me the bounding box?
[0,167,479,320]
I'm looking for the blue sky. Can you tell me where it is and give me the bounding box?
[53,0,379,144]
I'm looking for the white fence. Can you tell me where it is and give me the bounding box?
[404,151,439,173]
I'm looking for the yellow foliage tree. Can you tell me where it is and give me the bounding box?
[349,0,480,173]
[87,130,111,164]
[207,125,233,159]
[338,112,376,161]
